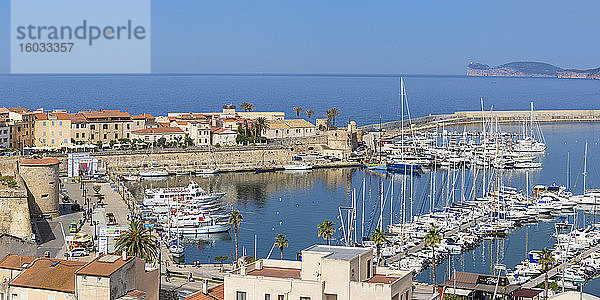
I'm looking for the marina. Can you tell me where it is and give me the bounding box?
[126,121,600,295]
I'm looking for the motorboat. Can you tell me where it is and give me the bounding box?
[283,163,313,170]
[140,170,169,178]
[195,168,219,175]
[167,212,230,234]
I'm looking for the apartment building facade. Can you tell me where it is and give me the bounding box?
[263,119,316,139]
[75,110,134,144]
[33,112,73,148]
[131,127,186,144]
[0,118,9,149]
[225,245,412,300]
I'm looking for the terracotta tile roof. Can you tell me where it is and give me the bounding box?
[0,107,9,114]
[76,255,134,277]
[33,113,48,120]
[10,258,86,293]
[132,114,155,120]
[34,112,72,120]
[132,127,185,134]
[79,110,131,120]
[8,107,29,113]
[247,267,301,279]
[120,289,148,299]
[283,119,314,128]
[157,122,171,127]
[212,128,237,135]
[0,254,37,270]
[20,157,60,166]
[366,274,401,284]
[186,284,224,300]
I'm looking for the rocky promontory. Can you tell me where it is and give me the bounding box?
[467,61,600,80]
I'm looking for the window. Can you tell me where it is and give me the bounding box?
[103,124,108,129]
[43,121,46,126]
[52,121,55,126]
[90,125,95,130]
[76,133,79,138]
[64,139,68,143]
[264,294,270,300]
[127,124,130,129]
[300,298,310,300]
[115,133,118,139]
[51,139,54,144]
[59,131,62,136]
[114,124,118,129]
[51,131,54,136]
[82,133,85,138]
[367,259,372,278]
[236,291,247,300]
[82,124,86,128]
[43,131,46,136]
[91,134,95,139]
[82,275,87,282]
[59,121,62,126]
[277,295,285,300]
[103,134,107,139]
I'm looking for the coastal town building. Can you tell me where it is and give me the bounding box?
[75,110,134,144]
[171,120,212,146]
[8,110,35,150]
[211,128,237,146]
[33,111,73,148]
[132,114,157,131]
[225,245,412,300]
[0,118,10,149]
[169,105,285,122]
[131,127,186,144]
[0,254,159,300]
[263,119,316,139]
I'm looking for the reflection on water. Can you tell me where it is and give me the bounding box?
[127,123,600,293]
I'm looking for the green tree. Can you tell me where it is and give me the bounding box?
[326,107,341,129]
[115,218,158,262]
[228,211,244,265]
[183,135,194,147]
[293,107,303,119]
[92,185,101,194]
[254,117,269,140]
[274,234,289,260]
[157,137,167,148]
[174,135,183,147]
[371,228,387,266]
[95,141,103,149]
[240,102,255,112]
[215,256,229,271]
[317,219,335,245]
[305,109,315,122]
[424,227,442,293]
[539,248,555,300]
[109,140,117,148]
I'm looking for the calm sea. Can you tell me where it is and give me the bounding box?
[3,74,600,293]
[1,74,600,126]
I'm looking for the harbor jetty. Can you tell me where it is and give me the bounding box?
[361,109,600,137]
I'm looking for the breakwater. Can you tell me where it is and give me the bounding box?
[361,109,600,137]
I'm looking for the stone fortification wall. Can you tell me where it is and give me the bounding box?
[101,148,295,171]
[19,161,60,217]
[0,187,32,240]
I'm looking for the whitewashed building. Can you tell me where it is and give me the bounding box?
[263,119,316,139]
[225,245,412,300]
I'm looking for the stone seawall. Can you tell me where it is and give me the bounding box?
[101,148,295,172]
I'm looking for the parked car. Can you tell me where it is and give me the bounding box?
[67,247,88,257]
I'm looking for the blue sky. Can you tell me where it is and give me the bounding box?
[1,0,599,74]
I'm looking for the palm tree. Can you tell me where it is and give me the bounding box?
[228,211,244,265]
[240,102,254,112]
[329,107,340,128]
[274,234,288,260]
[424,226,442,293]
[115,218,158,262]
[255,117,269,139]
[539,248,555,300]
[305,109,315,122]
[371,228,387,266]
[317,219,335,245]
[325,109,333,129]
[293,107,303,119]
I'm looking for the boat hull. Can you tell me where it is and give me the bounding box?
[167,224,230,234]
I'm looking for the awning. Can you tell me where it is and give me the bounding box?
[444,288,473,296]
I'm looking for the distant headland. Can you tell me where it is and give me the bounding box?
[466,61,600,80]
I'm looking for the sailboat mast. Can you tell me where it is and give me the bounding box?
[400,77,404,160]
[583,142,588,194]
[361,177,366,242]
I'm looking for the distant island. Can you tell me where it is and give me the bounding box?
[467,61,600,80]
